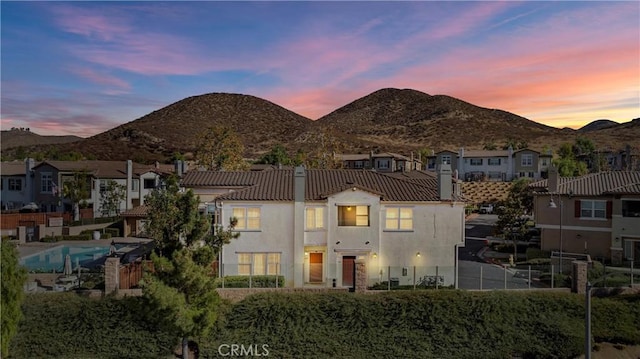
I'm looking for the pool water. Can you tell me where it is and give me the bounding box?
[20,244,125,272]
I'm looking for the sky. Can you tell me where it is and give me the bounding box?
[1,1,638,138]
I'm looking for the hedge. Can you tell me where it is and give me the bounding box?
[9,290,640,359]
[215,275,285,288]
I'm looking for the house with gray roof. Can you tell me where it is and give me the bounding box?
[530,168,640,266]
[181,165,466,289]
[0,159,38,211]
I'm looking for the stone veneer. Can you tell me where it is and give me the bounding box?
[354,259,367,293]
[572,261,588,294]
[104,256,120,294]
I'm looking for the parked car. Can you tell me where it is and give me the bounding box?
[479,203,494,214]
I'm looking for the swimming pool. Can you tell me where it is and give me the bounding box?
[20,244,125,272]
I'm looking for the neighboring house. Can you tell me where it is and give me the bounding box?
[181,165,466,288]
[0,159,37,210]
[427,147,549,182]
[530,167,640,265]
[338,152,422,172]
[29,160,175,217]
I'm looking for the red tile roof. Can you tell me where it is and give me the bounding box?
[181,168,461,202]
[530,171,640,196]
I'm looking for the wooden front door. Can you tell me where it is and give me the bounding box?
[309,253,323,283]
[342,256,356,287]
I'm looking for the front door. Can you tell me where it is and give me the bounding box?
[342,256,356,287]
[309,253,323,283]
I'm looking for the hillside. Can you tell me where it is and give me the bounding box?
[2,89,637,163]
[1,129,82,151]
[578,119,618,132]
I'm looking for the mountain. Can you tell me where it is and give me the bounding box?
[313,88,563,153]
[2,89,637,162]
[578,119,618,132]
[1,129,82,151]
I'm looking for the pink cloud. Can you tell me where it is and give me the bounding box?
[69,67,131,94]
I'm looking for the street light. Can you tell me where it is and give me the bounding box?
[548,196,563,274]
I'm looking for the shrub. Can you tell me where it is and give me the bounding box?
[525,247,549,261]
[104,228,119,237]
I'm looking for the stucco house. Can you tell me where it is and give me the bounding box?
[28,160,174,217]
[1,159,38,211]
[530,168,640,266]
[338,152,423,172]
[180,165,466,289]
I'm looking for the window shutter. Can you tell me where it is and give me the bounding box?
[574,200,581,217]
[606,201,612,219]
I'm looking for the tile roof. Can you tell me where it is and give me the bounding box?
[463,150,510,158]
[530,171,640,196]
[31,160,174,179]
[120,205,148,218]
[181,168,462,202]
[0,161,31,176]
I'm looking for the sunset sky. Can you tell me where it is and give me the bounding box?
[1,1,638,138]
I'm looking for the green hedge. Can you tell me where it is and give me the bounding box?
[216,275,284,288]
[10,290,640,359]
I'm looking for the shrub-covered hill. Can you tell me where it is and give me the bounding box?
[9,290,640,358]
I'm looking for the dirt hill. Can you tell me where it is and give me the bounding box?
[2,89,637,163]
[1,129,82,151]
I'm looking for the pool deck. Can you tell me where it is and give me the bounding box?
[17,237,153,258]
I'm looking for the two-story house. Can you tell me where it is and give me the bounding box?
[29,160,174,217]
[0,159,37,211]
[530,167,640,265]
[181,165,466,289]
[338,152,422,172]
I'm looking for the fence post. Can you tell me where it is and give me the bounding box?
[413,266,416,290]
[528,265,531,289]
[551,265,554,289]
[249,263,253,288]
[504,265,507,290]
[387,265,391,291]
[275,262,279,288]
[631,261,634,287]
[435,266,439,290]
[480,266,483,290]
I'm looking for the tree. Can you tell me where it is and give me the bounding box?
[256,144,291,166]
[61,170,91,221]
[141,174,238,359]
[483,142,497,151]
[1,240,27,358]
[495,178,533,261]
[302,129,343,169]
[144,175,212,258]
[194,125,248,171]
[99,180,127,217]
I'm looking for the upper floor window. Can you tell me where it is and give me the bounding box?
[521,154,533,167]
[233,207,261,230]
[143,178,156,189]
[8,178,22,191]
[541,158,548,166]
[338,205,369,226]
[385,207,413,231]
[622,200,640,217]
[306,207,325,230]
[441,155,451,165]
[99,180,108,193]
[354,161,364,169]
[488,158,501,166]
[580,200,606,219]
[470,158,483,166]
[41,173,52,193]
[378,160,389,169]
[132,179,139,192]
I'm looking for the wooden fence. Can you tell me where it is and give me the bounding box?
[119,260,153,290]
[1,208,93,230]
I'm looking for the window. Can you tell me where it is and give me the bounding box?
[580,200,606,218]
[441,155,451,165]
[622,200,640,217]
[132,179,139,192]
[41,173,52,193]
[378,160,389,169]
[233,207,261,230]
[354,161,364,169]
[470,158,483,166]
[541,158,548,166]
[521,154,533,167]
[99,180,107,193]
[338,205,369,226]
[385,207,413,230]
[8,178,22,191]
[237,252,281,275]
[306,207,325,230]
[143,178,156,189]
[488,158,501,166]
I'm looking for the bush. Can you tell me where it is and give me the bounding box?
[104,228,119,237]
[216,275,284,288]
[525,247,549,261]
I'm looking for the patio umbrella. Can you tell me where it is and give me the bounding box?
[63,254,72,276]
[109,240,117,256]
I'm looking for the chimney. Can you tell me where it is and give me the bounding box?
[174,160,183,177]
[410,152,414,171]
[126,160,133,210]
[437,164,452,201]
[548,165,558,193]
[369,151,374,170]
[25,158,35,203]
[294,166,305,203]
